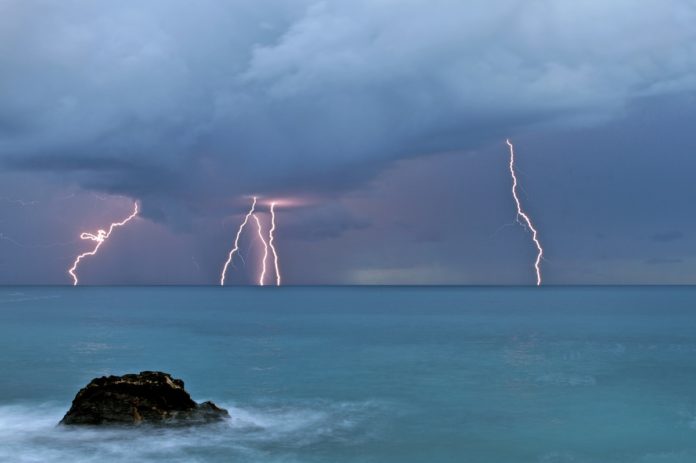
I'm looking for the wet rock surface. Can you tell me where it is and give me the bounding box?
[60,371,229,426]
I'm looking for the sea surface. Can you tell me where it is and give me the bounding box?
[1,287,696,463]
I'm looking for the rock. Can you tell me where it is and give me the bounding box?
[60,371,229,426]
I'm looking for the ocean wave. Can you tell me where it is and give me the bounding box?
[535,373,597,387]
[538,452,581,462]
[0,294,61,304]
[0,399,383,463]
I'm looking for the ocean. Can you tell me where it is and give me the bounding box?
[1,286,696,462]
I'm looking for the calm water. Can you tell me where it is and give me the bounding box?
[1,287,696,462]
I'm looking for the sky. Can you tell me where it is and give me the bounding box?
[1,0,696,285]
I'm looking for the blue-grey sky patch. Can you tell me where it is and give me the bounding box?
[644,258,684,265]
[651,231,685,243]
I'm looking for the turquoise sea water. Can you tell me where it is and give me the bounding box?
[1,287,696,462]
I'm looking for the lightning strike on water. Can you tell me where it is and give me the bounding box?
[253,214,269,286]
[220,197,257,286]
[68,201,139,286]
[268,202,282,286]
[506,139,544,286]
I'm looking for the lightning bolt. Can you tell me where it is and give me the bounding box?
[268,202,282,286]
[220,197,257,286]
[68,201,139,286]
[253,214,269,286]
[506,139,544,286]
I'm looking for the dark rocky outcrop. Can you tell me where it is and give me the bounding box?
[60,371,229,426]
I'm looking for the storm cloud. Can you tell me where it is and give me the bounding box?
[1,0,696,284]
[2,0,695,222]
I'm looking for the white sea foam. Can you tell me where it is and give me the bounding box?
[0,400,380,463]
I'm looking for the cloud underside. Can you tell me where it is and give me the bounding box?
[1,0,695,222]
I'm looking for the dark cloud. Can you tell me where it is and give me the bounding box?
[281,203,370,241]
[6,154,147,173]
[1,0,695,224]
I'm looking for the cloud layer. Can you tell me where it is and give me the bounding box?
[1,1,696,285]
[2,0,695,224]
